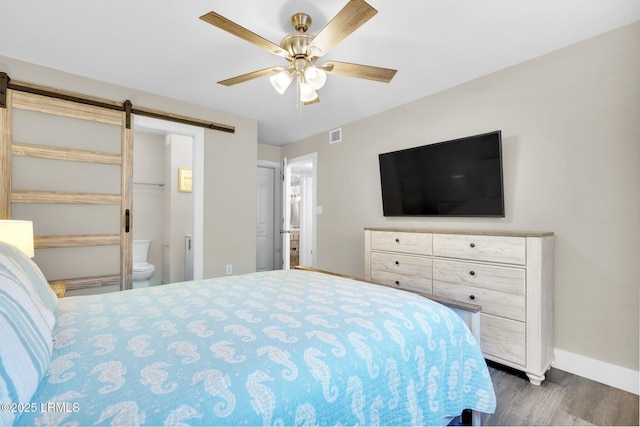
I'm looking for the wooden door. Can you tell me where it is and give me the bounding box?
[0,86,133,293]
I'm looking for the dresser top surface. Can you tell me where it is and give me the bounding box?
[364,227,554,238]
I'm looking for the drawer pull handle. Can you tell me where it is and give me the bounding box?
[469,295,476,300]
[395,280,400,286]
[395,261,399,265]
[470,243,476,248]
[395,238,400,243]
[469,270,475,276]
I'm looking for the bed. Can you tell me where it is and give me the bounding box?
[0,242,495,426]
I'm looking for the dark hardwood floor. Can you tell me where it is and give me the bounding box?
[482,362,639,426]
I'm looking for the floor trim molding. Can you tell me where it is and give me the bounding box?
[552,348,639,395]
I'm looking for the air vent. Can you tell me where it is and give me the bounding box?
[329,128,342,144]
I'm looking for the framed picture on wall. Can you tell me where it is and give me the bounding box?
[178,167,192,192]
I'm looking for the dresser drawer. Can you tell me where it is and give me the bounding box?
[371,231,432,255]
[433,282,525,321]
[480,313,526,367]
[370,269,432,294]
[433,234,526,265]
[370,252,432,279]
[432,259,525,295]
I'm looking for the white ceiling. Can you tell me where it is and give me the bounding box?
[1,1,638,146]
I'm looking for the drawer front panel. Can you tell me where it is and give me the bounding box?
[480,313,526,367]
[433,234,526,265]
[371,231,432,255]
[433,282,525,321]
[370,252,432,279]
[370,270,432,294]
[432,259,525,295]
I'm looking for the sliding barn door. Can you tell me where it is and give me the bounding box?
[0,85,133,292]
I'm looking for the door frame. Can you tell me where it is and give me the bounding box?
[134,116,205,280]
[283,153,317,269]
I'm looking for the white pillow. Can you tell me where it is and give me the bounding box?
[0,242,57,330]
[0,272,53,426]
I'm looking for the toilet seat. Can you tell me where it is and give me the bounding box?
[132,262,155,283]
[133,262,154,273]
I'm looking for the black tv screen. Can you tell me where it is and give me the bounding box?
[379,131,504,217]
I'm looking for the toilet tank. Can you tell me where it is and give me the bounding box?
[133,239,152,263]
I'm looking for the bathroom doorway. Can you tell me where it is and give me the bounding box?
[282,153,317,270]
[133,116,205,285]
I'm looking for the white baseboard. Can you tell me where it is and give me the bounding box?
[552,348,639,395]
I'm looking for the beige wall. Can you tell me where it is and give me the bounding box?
[166,134,193,282]
[258,143,281,163]
[203,124,257,277]
[1,55,258,280]
[282,23,640,371]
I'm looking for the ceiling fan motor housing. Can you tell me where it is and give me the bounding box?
[281,33,314,59]
[281,13,316,59]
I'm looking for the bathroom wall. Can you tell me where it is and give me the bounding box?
[132,131,165,285]
[164,134,193,283]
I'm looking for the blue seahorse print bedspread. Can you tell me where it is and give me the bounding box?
[17,269,495,426]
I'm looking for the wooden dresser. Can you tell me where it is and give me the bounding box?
[364,227,554,384]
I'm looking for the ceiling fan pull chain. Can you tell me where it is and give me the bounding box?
[296,74,303,114]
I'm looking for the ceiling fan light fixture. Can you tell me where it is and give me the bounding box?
[270,70,293,94]
[202,0,396,109]
[299,82,319,103]
[304,66,327,90]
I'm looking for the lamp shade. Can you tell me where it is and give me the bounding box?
[0,220,35,257]
[303,66,327,90]
[299,82,319,103]
[270,70,294,95]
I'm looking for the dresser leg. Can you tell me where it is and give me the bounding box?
[526,372,545,385]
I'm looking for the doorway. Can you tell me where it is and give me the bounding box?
[282,153,317,270]
[133,116,205,281]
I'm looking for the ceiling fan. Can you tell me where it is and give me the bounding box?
[200,0,397,106]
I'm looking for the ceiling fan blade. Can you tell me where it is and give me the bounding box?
[306,0,377,58]
[200,11,289,58]
[218,67,282,86]
[322,61,397,83]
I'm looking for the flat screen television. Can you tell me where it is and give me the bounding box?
[378,131,504,217]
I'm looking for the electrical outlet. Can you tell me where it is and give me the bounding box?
[225,264,232,275]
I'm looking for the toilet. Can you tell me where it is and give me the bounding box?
[132,239,155,288]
